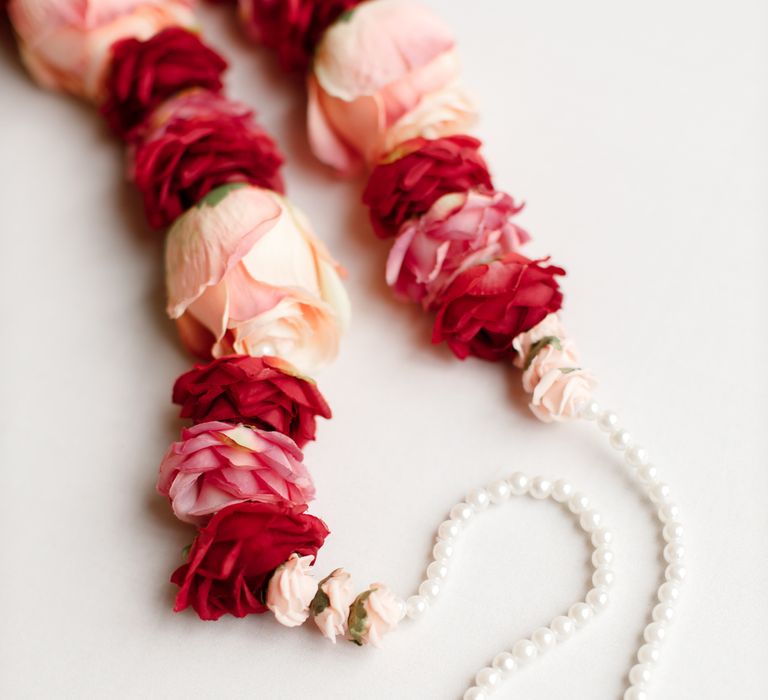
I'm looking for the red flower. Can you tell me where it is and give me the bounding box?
[363,136,493,238]
[171,501,329,620]
[239,0,364,72]
[172,356,332,447]
[100,28,228,140]
[432,253,565,361]
[130,90,284,228]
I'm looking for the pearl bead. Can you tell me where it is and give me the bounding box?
[433,541,455,561]
[512,639,537,664]
[532,627,556,652]
[552,479,573,503]
[624,687,649,700]
[492,652,516,674]
[508,472,530,495]
[629,663,653,686]
[649,483,671,504]
[427,560,449,580]
[658,502,681,523]
[592,545,614,567]
[419,579,441,599]
[658,582,681,605]
[551,615,575,641]
[450,503,474,522]
[463,687,487,700]
[637,643,661,665]
[488,480,511,504]
[475,667,501,691]
[636,463,659,484]
[610,428,633,450]
[665,563,687,582]
[598,410,620,432]
[580,399,601,420]
[406,595,428,619]
[652,603,675,624]
[664,542,685,563]
[529,476,553,499]
[591,527,614,547]
[253,342,276,357]
[466,488,490,510]
[568,492,591,514]
[663,522,684,542]
[643,621,667,644]
[586,586,610,612]
[625,445,650,467]
[592,567,615,588]
[569,602,593,627]
[579,509,602,532]
[438,519,462,541]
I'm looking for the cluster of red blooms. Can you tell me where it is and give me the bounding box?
[100,26,333,620]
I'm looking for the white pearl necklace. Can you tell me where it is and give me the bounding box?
[402,399,684,700]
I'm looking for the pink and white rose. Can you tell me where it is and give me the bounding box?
[266,553,318,627]
[157,420,315,525]
[165,184,350,376]
[310,568,356,643]
[8,0,196,100]
[308,0,475,174]
[348,583,405,647]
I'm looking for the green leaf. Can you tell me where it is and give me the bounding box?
[339,9,356,23]
[309,588,330,617]
[560,367,581,374]
[181,544,191,561]
[347,590,372,646]
[196,182,248,209]
[523,336,562,370]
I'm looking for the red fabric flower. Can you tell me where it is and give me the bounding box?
[239,0,364,72]
[362,135,493,239]
[171,501,329,620]
[130,90,284,228]
[100,28,228,140]
[432,253,565,362]
[172,356,332,447]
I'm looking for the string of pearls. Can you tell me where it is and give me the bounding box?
[401,399,683,700]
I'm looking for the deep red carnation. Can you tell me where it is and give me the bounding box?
[363,136,494,239]
[432,253,565,362]
[239,0,364,72]
[100,28,228,140]
[172,501,329,620]
[130,90,284,228]
[172,356,332,447]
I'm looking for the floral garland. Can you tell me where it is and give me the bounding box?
[8,0,403,645]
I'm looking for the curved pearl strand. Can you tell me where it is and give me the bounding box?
[402,472,614,700]
[580,399,685,700]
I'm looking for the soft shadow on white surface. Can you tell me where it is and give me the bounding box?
[1,2,767,699]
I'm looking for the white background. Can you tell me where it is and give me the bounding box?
[1,1,766,699]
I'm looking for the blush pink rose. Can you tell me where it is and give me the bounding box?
[308,0,475,174]
[386,191,529,308]
[347,583,405,647]
[165,184,350,376]
[157,420,315,525]
[266,553,318,627]
[309,568,356,642]
[512,314,597,422]
[8,0,196,100]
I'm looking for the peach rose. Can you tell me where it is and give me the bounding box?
[266,553,318,627]
[308,0,475,174]
[8,0,196,100]
[512,314,597,422]
[309,568,356,643]
[165,184,350,376]
[347,583,405,647]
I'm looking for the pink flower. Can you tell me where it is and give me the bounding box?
[165,184,350,375]
[310,568,356,643]
[386,191,529,308]
[308,0,475,174]
[347,583,404,647]
[266,553,318,627]
[512,314,597,422]
[157,421,315,525]
[8,0,196,100]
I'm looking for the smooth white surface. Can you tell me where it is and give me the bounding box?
[1,1,766,698]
